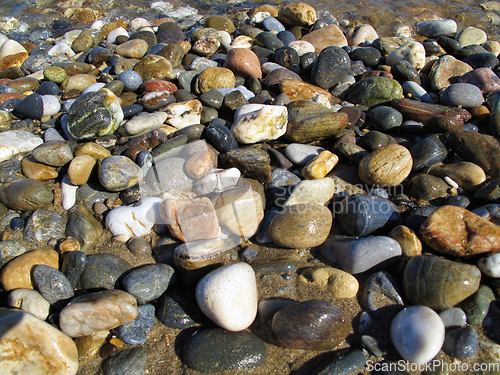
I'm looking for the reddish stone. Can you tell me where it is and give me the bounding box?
[0,92,25,104]
[124,129,168,161]
[459,67,500,94]
[224,48,262,79]
[142,91,175,110]
[140,79,178,95]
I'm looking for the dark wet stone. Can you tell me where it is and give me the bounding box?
[391,59,421,85]
[261,68,301,92]
[255,32,284,51]
[150,134,188,159]
[391,98,471,123]
[183,328,268,373]
[32,264,74,306]
[201,107,218,124]
[422,115,464,133]
[222,90,248,112]
[157,286,203,329]
[454,45,488,60]
[407,174,449,200]
[360,271,405,313]
[359,130,395,151]
[274,47,300,68]
[348,77,403,107]
[277,30,295,46]
[87,46,113,66]
[474,178,500,202]
[102,347,147,375]
[350,47,381,67]
[23,209,65,243]
[422,42,441,56]
[310,348,367,375]
[156,30,184,44]
[443,195,470,208]
[1,178,53,211]
[65,205,103,252]
[76,182,118,210]
[459,285,495,325]
[79,254,132,290]
[14,93,43,119]
[272,300,349,350]
[368,106,403,132]
[61,250,87,289]
[114,304,155,345]
[401,205,437,232]
[300,52,318,72]
[442,326,479,359]
[463,52,499,69]
[436,36,459,54]
[488,91,500,135]
[122,263,175,304]
[220,147,272,183]
[0,160,21,183]
[199,89,224,109]
[311,46,350,89]
[337,194,401,237]
[9,217,24,231]
[410,134,448,171]
[448,130,500,178]
[173,124,205,141]
[38,81,61,96]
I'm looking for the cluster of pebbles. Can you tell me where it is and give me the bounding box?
[1,1,500,374]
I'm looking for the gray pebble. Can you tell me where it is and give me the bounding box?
[114,304,155,345]
[32,264,74,306]
[122,263,175,304]
[102,347,147,375]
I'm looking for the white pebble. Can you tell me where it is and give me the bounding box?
[390,305,445,365]
[41,95,61,117]
[231,105,288,144]
[0,130,43,157]
[478,252,500,277]
[386,41,426,70]
[124,111,168,136]
[444,176,459,189]
[8,289,51,321]
[218,30,231,45]
[194,168,241,195]
[164,99,202,129]
[61,174,78,210]
[251,11,271,23]
[439,308,467,329]
[196,262,258,331]
[82,82,106,94]
[48,42,75,57]
[129,18,151,33]
[0,39,27,60]
[91,19,106,30]
[288,40,315,56]
[107,27,129,44]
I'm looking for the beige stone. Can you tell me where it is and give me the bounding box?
[430,161,486,192]
[195,67,235,94]
[21,157,58,181]
[61,73,97,92]
[8,289,51,320]
[249,4,279,18]
[134,55,175,82]
[346,24,379,47]
[420,205,500,257]
[280,79,332,103]
[115,38,149,59]
[0,51,28,70]
[74,142,111,160]
[75,330,109,365]
[388,225,422,257]
[299,267,359,298]
[358,144,413,186]
[300,25,348,54]
[302,150,339,179]
[428,55,473,91]
[0,250,59,291]
[67,154,97,185]
[0,39,27,60]
[278,3,317,27]
[0,308,78,375]
[284,178,335,207]
[185,150,213,179]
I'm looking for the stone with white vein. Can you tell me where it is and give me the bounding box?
[231,105,288,144]
[0,130,43,162]
[164,100,202,129]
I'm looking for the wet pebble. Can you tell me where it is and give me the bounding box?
[102,347,147,375]
[122,263,175,304]
[32,264,74,306]
[442,326,479,359]
[79,253,131,290]
[114,304,155,345]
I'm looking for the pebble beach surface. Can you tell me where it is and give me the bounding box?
[1,1,500,375]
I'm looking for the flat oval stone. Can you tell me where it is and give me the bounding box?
[0,308,78,375]
[114,304,155,345]
[347,77,403,107]
[460,285,495,325]
[416,19,457,38]
[350,47,381,67]
[59,290,138,338]
[272,300,349,350]
[301,24,347,54]
[319,235,402,274]
[102,347,147,375]
[456,26,487,48]
[440,83,484,108]
[403,255,481,309]
[31,140,73,167]
[310,46,350,89]
[123,263,175,304]
[195,262,258,331]
[420,205,500,257]
[390,306,445,365]
[8,289,50,320]
[134,54,175,81]
[1,178,53,211]
[99,155,143,192]
[337,194,401,237]
[183,328,267,373]
[79,254,131,290]
[358,144,413,186]
[368,106,403,132]
[32,264,74,306]
[0,249,59,291]
[269,204,332,248]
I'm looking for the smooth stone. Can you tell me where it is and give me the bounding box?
[440,82,484,108]
[23,209,65,244]
[272,300,349,350]
[442,326,479,359]
[144,156,193,195]
[124,111,168,137]
[456,26,488,48]
[285,143,325,165]
[79,254,131,290]
[14,93,43,119]
[0,308,78,375]
[299,266,359,298]
[102,347,147,375]
[280,79,332,104]
[99,156,143,192]
[285,100,348,143]
[428,55,473,91]
[67,155,96,185]
[199,90,224,109]
[134,55,175,81]
[390,306,445,365]
[8,289,50,320]
[310,348,367,375]
[347,77,403,107]
[487,91,500,135]
[410,134,448,171]
[416,19,457,37]
[224,48,262,79]
[59,290,137,338]
[448,131,500,177]
[284,178,335,206]
[114,304,155,345]
[420,205,500,256]
[196,262,258,331]
[392,59,421,84]
[117,70,143,92]
[310,46,350,89]
[0,129,42,160]
[61,74,97,92]
[255,32,284,51]
[459,67,500,94]
[1,178,53,211]
[61,250,87,289]
[459,285,495,325]
[61,174,78,210]
[21,158,58,181]
[350,47,381,67]
[65,204,103,252]
[206,123,238,152]
[231,104,288,144]
[403,255,481,309]
[123,263,174,304]
[0,241,26,267]
[463,52,499,69]
[32,264,74,306]
[219,147,272,183]
[66,89,123,140]
[0,249,59,291]
[319,235,402,274]
[360,271,404,314]
[368,106,403,131]
[392,98,471,123]
[386,41,426,70]
[301,24,348,54]
[407,174,449,200]
[183,328,267,373]
[337,194,401,237]
[478,252,500,277]
[388,225,422,257]
[269,204,332,248]
[346,24,378,46]
[261,68,301,91]
[402,81,433,104]
[194,168,241,196]
[358,144,412,186]
[115,39,148,59]
[31,140,73,167]
[439,308,467,329]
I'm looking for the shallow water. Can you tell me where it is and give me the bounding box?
[1,0,500,40]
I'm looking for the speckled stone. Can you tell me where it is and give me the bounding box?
[79,254,131,290]
[347,77,403,107]
[122,263,175,304]
[23,209,66,244]
[32,264,74,306]
[114,304,155,345]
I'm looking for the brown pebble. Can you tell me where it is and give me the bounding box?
[59,237,81,254]
[109,337,124,348]
[94,202,108,215]
[185,150,212,178]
